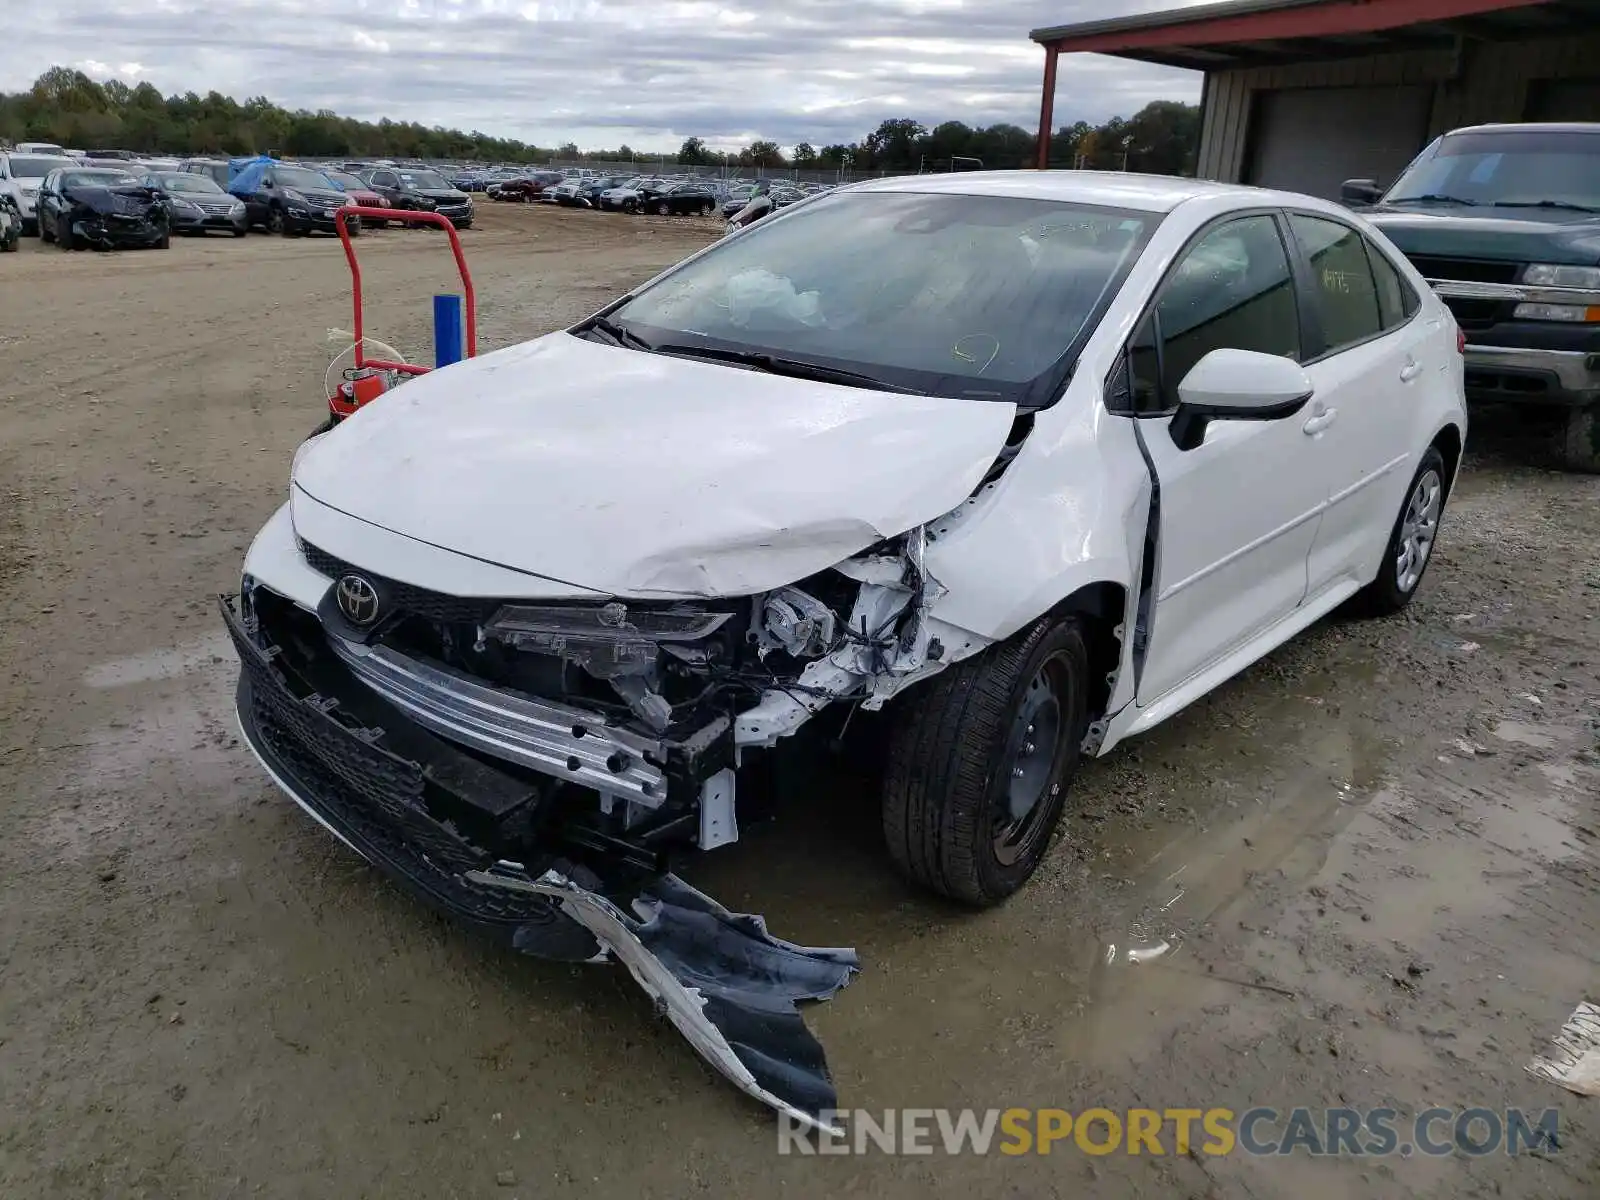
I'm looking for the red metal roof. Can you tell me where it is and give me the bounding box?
[1031,0,1583,69]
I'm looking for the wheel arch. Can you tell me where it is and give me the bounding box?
[1429,421,1464,496]
[1040,581,1127,740]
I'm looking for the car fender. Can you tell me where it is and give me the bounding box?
[920,371,1150,655]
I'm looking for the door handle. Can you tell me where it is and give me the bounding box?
[1303,407,1338,436]
[1400,361,1423,383]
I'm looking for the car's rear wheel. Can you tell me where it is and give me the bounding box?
[1557,403,1600,474]
[1352,447,1447,616]
[657,200,671,216]
[881,615,1089,907]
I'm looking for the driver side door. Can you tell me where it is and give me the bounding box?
[1131,212,1336,708]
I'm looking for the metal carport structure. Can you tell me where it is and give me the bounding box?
[1029,0,1600,198]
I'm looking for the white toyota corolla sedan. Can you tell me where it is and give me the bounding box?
[223,171,1465,1122]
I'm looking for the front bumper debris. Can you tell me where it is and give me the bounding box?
[222,593,858,1126]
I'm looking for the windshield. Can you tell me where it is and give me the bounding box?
[606,191,1157,404]
[10,156,73,179]
[63,169,138,188]
[400,169,450,189]
[1386,130,1600,209]
[152,173,221,193]
[276,166,335,191]
[323,171,365,190]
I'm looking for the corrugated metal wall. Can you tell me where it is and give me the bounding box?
[1195,31,1600,183]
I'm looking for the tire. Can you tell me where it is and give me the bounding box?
[155,230,169,249]
[623,198,637,213]
[1556,403,1600,474]
[232,227,248,238]
[39,214,54,244]
[702,201,715,216]
[656,201,671,216]
[347,222,362,239]
[1352,447,1448,617]
[57,214,73,251]
[267,207,284,234]
[882,615,1090,906]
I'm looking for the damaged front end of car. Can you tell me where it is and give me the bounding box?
[65,184,169,249]
[224,515,987,1126]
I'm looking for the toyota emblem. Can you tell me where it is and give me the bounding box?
[335,574,381,626]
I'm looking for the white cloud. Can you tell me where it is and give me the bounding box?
[16,0,1201,153]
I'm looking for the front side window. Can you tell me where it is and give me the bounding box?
[1290,214,1382,354]
[1153,214,1301,400]
[605,190,1159,404]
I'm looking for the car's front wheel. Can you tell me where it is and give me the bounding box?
[656,200,671,216]
[39,213,55,243]
[1558,403,1599,474]
[56,214,73,250]
[881,615,1089,906]
[1353,446,1448,616]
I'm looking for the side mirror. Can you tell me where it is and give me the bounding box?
[1340,178,1383,206]
[1170,348,1313,450]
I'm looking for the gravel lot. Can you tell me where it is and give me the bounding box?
[1,201,1597,1199]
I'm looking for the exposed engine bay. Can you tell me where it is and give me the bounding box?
[227,519,986,1126]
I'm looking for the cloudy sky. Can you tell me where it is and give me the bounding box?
[4,0,1203,154]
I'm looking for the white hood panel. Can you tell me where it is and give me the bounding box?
[293,333,1017,598]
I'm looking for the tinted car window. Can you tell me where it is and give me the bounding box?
[1290,214,1382,353]
[1366,240,1419,329]
[1155,214,1301,399]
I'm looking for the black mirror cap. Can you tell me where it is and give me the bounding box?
[1340,178,1383,206]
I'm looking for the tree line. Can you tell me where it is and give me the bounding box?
[1,66,1198,176]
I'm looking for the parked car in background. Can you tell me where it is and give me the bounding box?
[0,192,20,251]
[719,184,804,219]
[36,166,170,250]
[319,168,392,226]
[230,162,361,237]
[0,150,75,233]
[571,175,635,207]
[360,166,473,228]
[141,170,249,236]
[84,149,140,161]
[15,141,68,157]
[597,177,656,212]
[542,176,588,206]
[636,180,718,216]
[487,171,562,202]
[180,158,232,188]
[1346,121,1600,472]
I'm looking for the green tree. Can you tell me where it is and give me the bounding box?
[791,142,817,167]
[677,135,711,165]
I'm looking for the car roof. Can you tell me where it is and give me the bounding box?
[849,170,1279,213]
[1448,121,1600,136]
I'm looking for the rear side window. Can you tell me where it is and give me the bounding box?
[1366,240,1420,329]
[1290,214,1383,354]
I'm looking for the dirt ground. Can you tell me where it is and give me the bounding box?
[0,200,1597,1200]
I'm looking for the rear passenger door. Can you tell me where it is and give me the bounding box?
[1286,212,1439,597]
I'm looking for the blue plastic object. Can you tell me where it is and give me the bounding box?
[434,294,464,368]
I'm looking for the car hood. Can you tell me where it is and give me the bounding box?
[417,188,470,202]
[1365,205,1600,265]
[64,184,159,213]
[292,332,1017,598]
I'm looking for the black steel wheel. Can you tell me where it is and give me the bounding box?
[882,614,1090,906]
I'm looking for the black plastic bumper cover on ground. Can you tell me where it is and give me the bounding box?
[221,593,858,1126]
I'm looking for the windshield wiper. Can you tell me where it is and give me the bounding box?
[650,343,926,395]
[1386,194,1480,207]
[580,314,654,351]
[1492,200,1600,214]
